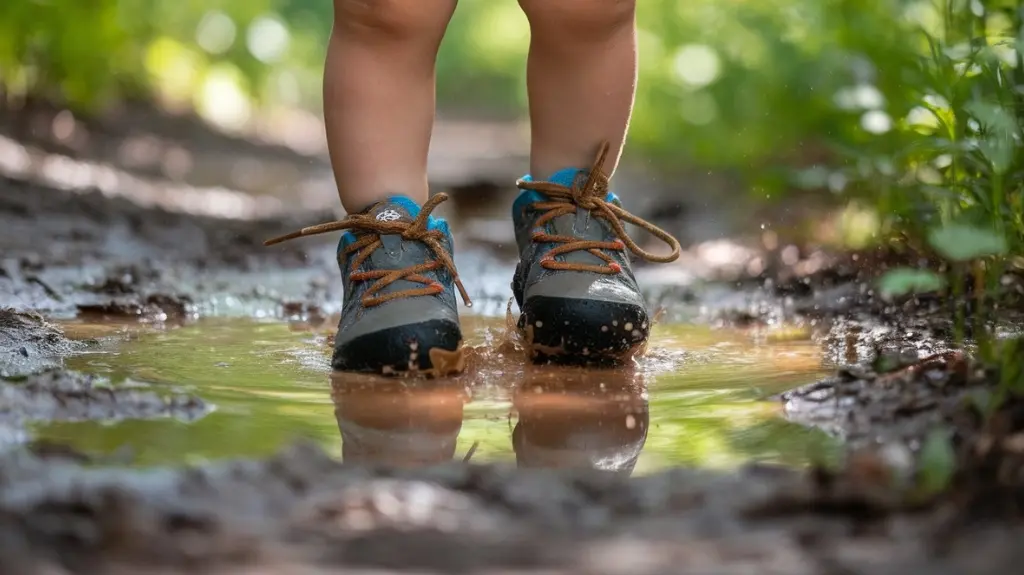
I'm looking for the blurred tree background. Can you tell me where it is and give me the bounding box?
[0,0,1021,253]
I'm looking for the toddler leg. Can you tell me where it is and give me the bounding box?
[517,0,637,180]
[325,0,458,212]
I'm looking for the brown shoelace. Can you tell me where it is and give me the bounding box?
[264,193,471,308]
[515,142,681,274]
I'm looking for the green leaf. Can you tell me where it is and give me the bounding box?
[964,100,1020,174]
[949,0,970,15]
[965,100,1019,135]
[918,428,956,497]
[927,223,1008,261]
[1018,19,1024,61]
[877,268,946,297]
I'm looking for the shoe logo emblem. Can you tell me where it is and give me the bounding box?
[376,209,402,222]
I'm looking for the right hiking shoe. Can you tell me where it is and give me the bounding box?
[265,193,470,376]
[512,142,681,364]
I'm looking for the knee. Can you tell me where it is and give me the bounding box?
[333,0,456,40]
[518,0,635,39]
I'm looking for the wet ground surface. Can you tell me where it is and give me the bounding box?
[2,108,1024,573]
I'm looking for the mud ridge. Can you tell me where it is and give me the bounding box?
[0,369,209,450]
[0,308,76,377]
[0,439,1020,575]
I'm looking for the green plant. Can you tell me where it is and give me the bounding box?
[878,219,1008,343]
[865,1,1024,424]
[878,217,1019,416]
[989,335,1024,415]
[842,1,1023,242]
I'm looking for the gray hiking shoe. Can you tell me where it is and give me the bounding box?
[265,193,469,375]
[511,142,681,364]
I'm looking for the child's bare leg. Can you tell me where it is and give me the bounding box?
[510,0,682,366]
[265,0,467,376]
[517,0,637,180]
[325,0,457,212]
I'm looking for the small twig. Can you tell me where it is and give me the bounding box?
[462,441,480,463]
[876,351,965,385]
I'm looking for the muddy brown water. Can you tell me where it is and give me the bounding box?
[39,314,838,472]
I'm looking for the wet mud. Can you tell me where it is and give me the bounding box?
[0,369,208,449]
[2,114,1024,572]
[0,309,76,377]
[1,438,1023,575]
[0,174,338,320]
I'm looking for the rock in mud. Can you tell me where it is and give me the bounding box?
[0,308,75,378]
[780,351,972,447]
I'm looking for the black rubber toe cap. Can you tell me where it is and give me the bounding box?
[519,296,649,364]
[333,319,462,373]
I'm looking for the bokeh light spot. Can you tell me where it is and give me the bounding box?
[196,11,236,55]
[672,44,722,88]
[247,15,290,64]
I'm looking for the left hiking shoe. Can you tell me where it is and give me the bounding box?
[264,193,470,376]
[512,142,681,364]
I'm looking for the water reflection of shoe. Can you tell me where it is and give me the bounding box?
[265,194,470,376]
[511,365,649,475]
[331,374,467,467]
[511,142,681,365]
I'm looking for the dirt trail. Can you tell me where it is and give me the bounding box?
[1,107,1022,574]
[0,173,336,319]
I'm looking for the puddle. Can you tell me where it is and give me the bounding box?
[38,316,839,474]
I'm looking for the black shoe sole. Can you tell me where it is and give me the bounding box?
[333,319,464,376]
[518,296,649,365]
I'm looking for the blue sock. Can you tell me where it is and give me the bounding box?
[513,168,620,218]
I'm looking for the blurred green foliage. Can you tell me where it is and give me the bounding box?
[0,0,1021,253]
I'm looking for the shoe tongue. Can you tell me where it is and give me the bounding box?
[367,198,417,224]
[538,169,600,239]
[540,169,614,267]
[365,198,418,256]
